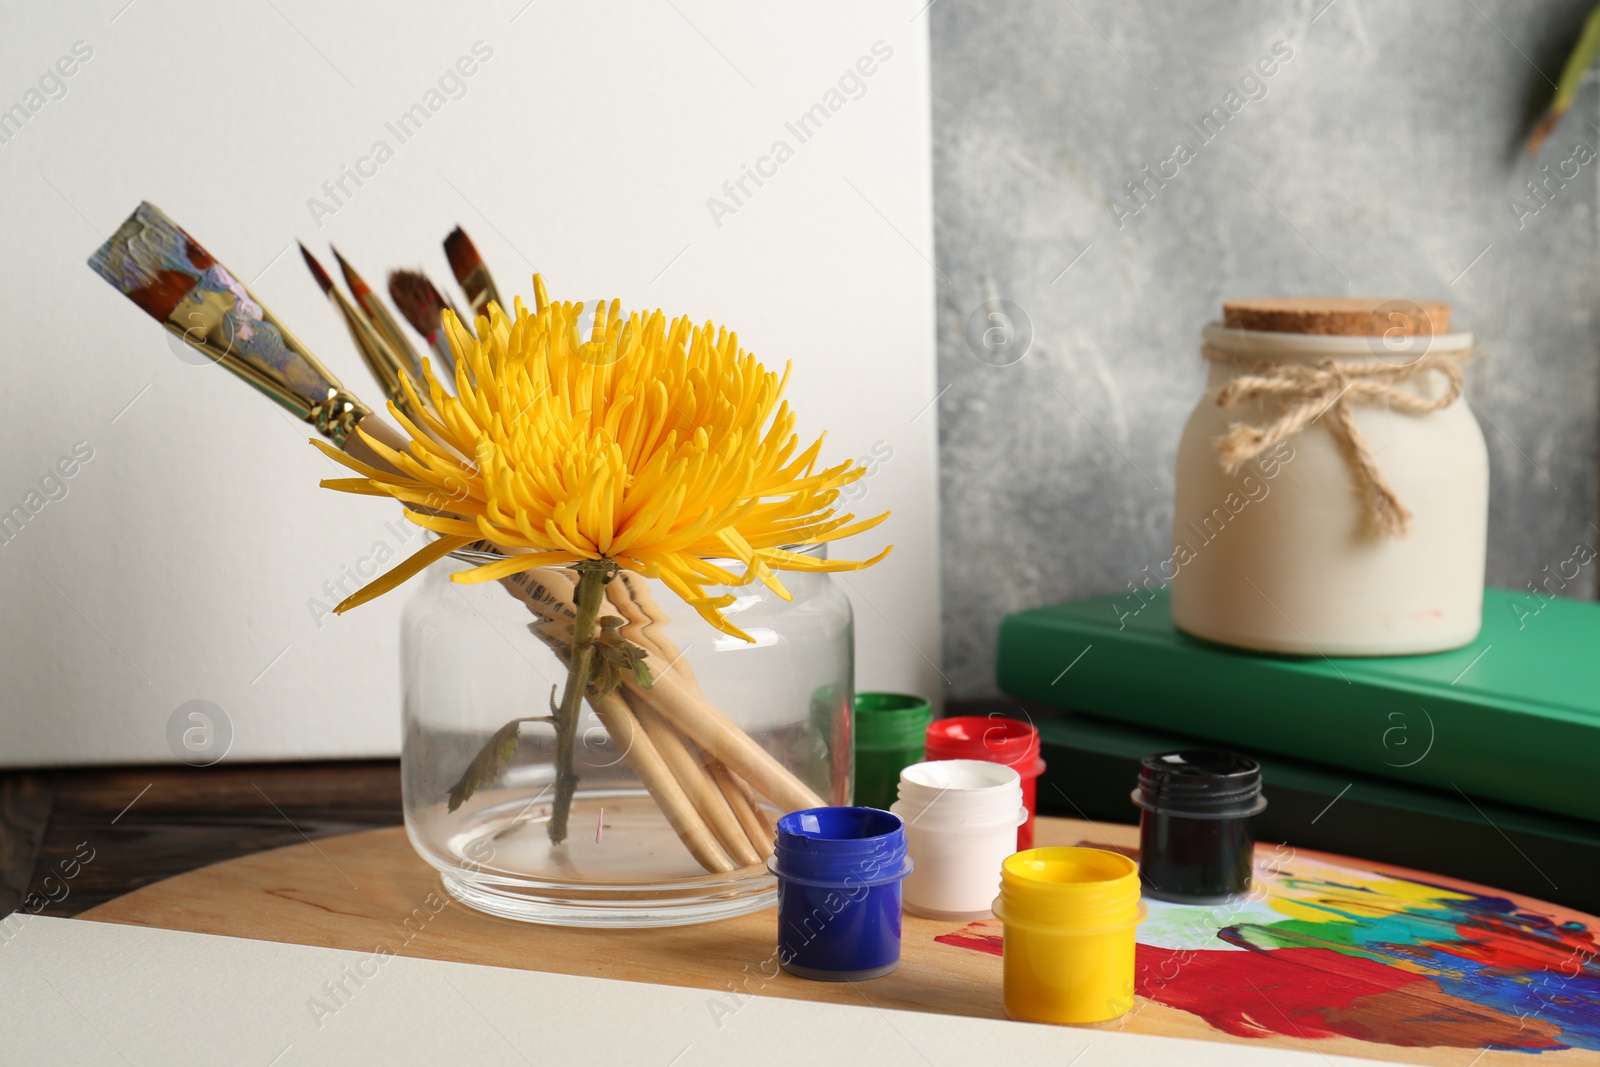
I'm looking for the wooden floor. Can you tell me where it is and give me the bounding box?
[0,761,403,918]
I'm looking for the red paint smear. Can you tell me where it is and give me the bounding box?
[935,927,1565,1051]
[128,233,215,321]
[934,925,1002,956]
[1138,945,1414,1039]
[181,232,216,271]
[129,268,202,321]
[1447,910,1599,975]
[1136,945,1562,1050]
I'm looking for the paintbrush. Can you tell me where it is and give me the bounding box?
[443,226,502,321]
[388,269,459,377]
[88,202,408,471]
[298,242,420,422]
[332,247,427,385]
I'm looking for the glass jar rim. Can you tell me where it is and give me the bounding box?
[440,537,828,567]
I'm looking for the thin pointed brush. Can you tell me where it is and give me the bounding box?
[332,247,427,385]
[299,243,421,422]
[389,269,459,377]
[443,226,502,322]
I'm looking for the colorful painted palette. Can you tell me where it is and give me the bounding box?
[937,841,1600,1056]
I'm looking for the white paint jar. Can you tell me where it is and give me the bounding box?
[891,759,1025,920]
[1170,318,1487,655]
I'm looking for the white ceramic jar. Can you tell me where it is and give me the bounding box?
[891,759,1025,920]
[1170,317,1488,655]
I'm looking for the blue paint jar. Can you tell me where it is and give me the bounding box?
[768,807,913,981]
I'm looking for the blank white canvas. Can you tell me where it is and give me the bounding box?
[0,918,1377,1066]
[0,0,941,766]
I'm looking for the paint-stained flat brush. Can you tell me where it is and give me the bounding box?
[332,247,427,385]
[87,202,407,471]
[299,242,418,420]
[443,226,502,321]
[389,269,458,377]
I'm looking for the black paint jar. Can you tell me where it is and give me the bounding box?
[1132,750,1266,904]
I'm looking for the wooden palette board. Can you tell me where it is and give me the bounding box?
[82,817,1600,1065]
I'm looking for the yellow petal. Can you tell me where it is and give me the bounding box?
[335,535,473,614]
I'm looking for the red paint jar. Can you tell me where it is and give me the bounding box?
[924,717,1047,849]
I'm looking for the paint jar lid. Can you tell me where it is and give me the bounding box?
[925,716,1045,776]
[892,760,1026,830]
[768,807,912,889]
[993,847,1146,933]
[1132,750,1267,819]
[855,692,933,748]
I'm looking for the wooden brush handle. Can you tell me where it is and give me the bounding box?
[709,759,774,860]
[606,579,772,866]
[495,569,759,871]
[343,413,412,475]
[606,576,667,658]
[587,692,734,874]
[529,571,824,813]
[604,576,824,812]
[611,574,778,859]
[625,669,824,814]
[615,572,706,692]
[631,701,761,868]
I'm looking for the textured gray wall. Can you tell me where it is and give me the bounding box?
[932,0,1600,695]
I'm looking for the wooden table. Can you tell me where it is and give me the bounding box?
[78,813,1600,1065]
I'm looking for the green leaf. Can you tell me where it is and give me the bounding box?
[446,718,524,812]
[632,654,654,691]
[587,616,654,700]
[1529,2,1600,155]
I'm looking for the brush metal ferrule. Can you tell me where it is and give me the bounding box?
[462,265,500,319]
[307,389,374,446]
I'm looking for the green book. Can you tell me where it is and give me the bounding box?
[997,587,1600,823]
[1029,709,1600,914]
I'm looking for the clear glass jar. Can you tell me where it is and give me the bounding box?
[400,543,853,927]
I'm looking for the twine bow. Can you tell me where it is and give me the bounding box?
[1202,345,1467,537]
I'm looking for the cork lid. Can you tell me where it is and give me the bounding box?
[1222,297,1451,336]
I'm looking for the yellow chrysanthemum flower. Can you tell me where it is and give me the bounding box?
[315,276,890,641]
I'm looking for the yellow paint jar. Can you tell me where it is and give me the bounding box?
[992,847,1146,1025]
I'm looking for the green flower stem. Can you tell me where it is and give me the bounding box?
[548,561,612,845]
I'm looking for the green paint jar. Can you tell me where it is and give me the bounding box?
[853,692,931,810]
